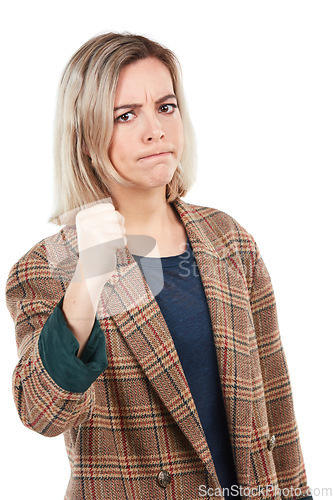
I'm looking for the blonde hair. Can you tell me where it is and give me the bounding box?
[49,32,197,225]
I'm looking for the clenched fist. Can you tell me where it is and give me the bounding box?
[75,202,127,282]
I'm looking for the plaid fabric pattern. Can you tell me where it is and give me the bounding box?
[6,198,310,500]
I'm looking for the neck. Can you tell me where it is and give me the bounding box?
[108,184,187,257]
[109,184,177,234]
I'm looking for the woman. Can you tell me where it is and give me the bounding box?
[6,32,312,499]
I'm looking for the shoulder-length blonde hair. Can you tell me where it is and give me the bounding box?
[48,32,197,225]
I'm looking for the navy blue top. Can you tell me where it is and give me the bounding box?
[132,238,239,496]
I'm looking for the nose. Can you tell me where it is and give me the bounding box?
[142,112,165,143]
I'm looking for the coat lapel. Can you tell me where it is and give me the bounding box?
[172,198,253,487]
[98,225,217,476]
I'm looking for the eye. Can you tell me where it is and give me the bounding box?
[159,103,177,114]
[115,111,135,123]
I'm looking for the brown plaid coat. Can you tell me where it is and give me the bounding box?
[6,198,311,499]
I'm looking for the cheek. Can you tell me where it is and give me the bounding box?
[109,130,128,162]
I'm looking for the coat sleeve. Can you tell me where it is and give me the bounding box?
[249,241,312,499]
[6,239,103,438]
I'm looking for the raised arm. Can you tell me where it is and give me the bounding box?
[6,203,126,437]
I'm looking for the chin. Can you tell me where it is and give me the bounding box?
[141,165,177,188]
[149,174,176,189]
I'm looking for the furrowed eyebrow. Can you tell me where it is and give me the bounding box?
[114,94,177,113]
[156,93,177,104]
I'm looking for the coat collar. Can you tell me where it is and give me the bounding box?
[95,197,252,485]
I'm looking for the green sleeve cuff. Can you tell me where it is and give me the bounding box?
[38,297,108,393]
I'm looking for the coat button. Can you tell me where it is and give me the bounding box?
[156,470,171,488]
[267,434,276,451]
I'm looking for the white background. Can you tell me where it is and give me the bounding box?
[1,1,332,498]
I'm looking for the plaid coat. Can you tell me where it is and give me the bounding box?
[6,198,311,500]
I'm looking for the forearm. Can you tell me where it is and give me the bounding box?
[62,259,105,357]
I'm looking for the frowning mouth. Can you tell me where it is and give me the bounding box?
[139,152,172,161]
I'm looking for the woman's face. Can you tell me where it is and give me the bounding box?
[109,57,184,190]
